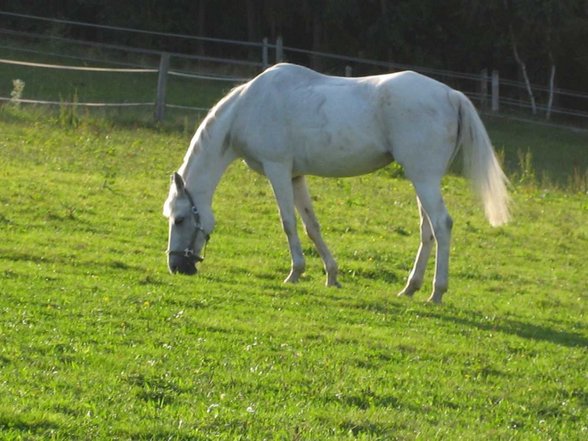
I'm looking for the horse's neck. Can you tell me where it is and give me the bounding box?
[179,85,243,206]
[180,122,235,207]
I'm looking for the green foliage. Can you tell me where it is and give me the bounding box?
[58,90,80,128]
[4,0,588,90]
[516,149,536,186]
[568,167,588,193]
[0,108,586,439]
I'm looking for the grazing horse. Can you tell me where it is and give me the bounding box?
[163,63,509,303]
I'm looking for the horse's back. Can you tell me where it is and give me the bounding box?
[229,64,460,178]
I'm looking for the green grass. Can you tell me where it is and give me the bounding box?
[485,117,588,188]
[0,100,587,440]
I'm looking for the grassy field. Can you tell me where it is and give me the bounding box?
[0,96,587,440]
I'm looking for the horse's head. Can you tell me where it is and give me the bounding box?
[163,172,212,275]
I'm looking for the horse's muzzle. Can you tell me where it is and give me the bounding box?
[168,255,198,275]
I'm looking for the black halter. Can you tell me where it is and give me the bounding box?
[166,188,210,264]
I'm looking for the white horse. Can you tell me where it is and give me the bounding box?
[163,63,509,303]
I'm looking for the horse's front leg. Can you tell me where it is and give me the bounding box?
[264,163,305,283]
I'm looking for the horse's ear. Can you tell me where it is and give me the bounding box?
[172,172,185,193]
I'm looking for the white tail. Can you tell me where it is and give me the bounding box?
[456,92,510,226]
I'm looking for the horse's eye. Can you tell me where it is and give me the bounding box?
[174,217,185,226]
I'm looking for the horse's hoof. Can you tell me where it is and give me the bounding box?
[284,272,301,284]
[397,287,416,298]
[397,280,421,298]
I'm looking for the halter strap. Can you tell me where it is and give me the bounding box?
[166,187,210,263]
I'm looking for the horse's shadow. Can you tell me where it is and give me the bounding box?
[420,305,587,349]
[194,269,586,349]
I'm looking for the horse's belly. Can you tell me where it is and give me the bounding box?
[294,144,394,177]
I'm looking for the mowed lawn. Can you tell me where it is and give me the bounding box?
[0,106,586,440]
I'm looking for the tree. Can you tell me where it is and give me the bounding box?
[463,0,584,118]
[2,0,586,95]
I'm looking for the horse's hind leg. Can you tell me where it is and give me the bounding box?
[264,163,306,283]
[292,176,340,287]
[398,198,434,298]
[406,180,453,304]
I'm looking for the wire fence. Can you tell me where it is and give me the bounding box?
[0,10,587,129]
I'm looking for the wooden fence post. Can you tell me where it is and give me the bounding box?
[491,70,500,113]
[155,53,170,122]
[480,69,488,109]
[275,35,283,63]
[262,37,269,69]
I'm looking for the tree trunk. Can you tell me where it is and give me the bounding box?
[502,0,537,115]
[196,0,207,56]
[245,0,259,62]
[545,12,556,120]
[510,29,537,115]
[310,8,323,70]
[264,0,278,39]
[546,63,556,120]
[246,0,257,42]
[380,0,388,16]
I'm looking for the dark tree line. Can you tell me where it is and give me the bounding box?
[2,0,588,93]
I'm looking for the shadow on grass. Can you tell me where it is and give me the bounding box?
[421,306,587,349]
[0,412,61,436]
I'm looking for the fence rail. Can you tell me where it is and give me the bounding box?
[0,10,587,128]
[0,57,157,73]
[0,96,154,107]
[0,27,265,69]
